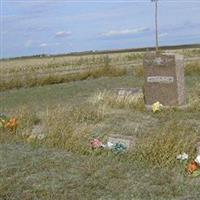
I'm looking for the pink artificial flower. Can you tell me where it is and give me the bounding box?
[90,138,103,149]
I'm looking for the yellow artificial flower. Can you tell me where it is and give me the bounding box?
[152,101,163,113]
[27,134,37,142]
[0,119,5,128]
[37,134,45,140]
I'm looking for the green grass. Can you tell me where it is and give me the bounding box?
[1,74,200,199]
[0,75,143,110]
[1,143,200,200]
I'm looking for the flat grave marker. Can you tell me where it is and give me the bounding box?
[114,88,142,97]
[108,134,136,150]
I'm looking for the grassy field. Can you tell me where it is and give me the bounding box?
[0,52,142,75]
[0,48,200,91]
[1,47,199,71]
[1,50,200,199]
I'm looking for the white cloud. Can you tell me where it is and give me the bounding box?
[40,43,48,47]
[55,31,72,37]
[101,27,149,37]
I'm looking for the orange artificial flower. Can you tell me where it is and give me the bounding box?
[5,118,18,132]
[187,161,199,174]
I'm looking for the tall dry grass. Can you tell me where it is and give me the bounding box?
[1,97,200,169]
[182,48,200,57]
[0,53,140,75]
[133,121,199,168]
[0,65,126,91]
[133,65,144,77]
[90,90,145,111]
[42,103,106,154]
[187,83,200,112]
[0,106,41,143]
[1,82,200,168]
[185,61,200,76]
[0,102,106,153]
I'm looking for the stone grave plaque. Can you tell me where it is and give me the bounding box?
[108,134,136,150]
[115,88,142,97]
[147,76,174,83]
[143,53,186,106]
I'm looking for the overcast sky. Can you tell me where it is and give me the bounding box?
[1,0,200,58]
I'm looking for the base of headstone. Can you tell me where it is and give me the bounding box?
[143,52,186,106]
[145,103,190,111]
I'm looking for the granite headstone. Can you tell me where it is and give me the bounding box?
[143,53,186,106]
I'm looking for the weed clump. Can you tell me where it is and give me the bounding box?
[133,65,144,77]
[90,90,145,111]
[126,53,144,61]
[134,122,198,168]
[187,83,200,112]
[185,61,200,75]
[43,104,106,154]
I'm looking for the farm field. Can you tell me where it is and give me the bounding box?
[1,49,200,199]
[1,48,200,91]
[1,48,199,73]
